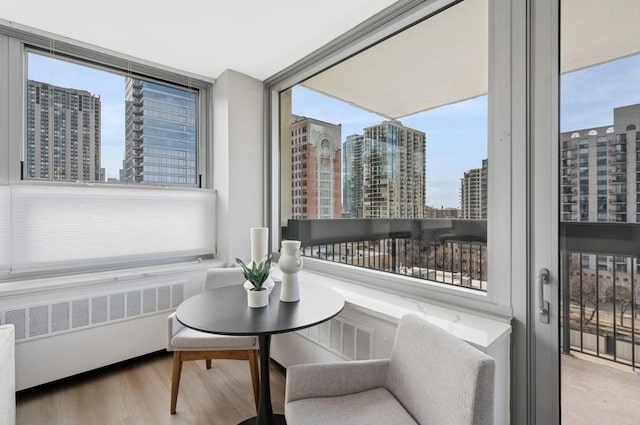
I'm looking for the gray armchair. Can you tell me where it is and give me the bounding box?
[285,314,495,425]
[167,268,259,414]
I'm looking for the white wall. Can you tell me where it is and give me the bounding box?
[213,70,266,265]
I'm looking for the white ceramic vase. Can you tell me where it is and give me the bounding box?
[244,226,275,293]
[246,287,269,308]
[279,240,303,302]
[250,227,269,265]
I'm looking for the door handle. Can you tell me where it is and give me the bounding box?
[539,268,550,323]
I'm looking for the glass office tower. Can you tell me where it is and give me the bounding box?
[123,78,197,186]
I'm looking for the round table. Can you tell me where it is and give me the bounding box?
[175,282,345,425]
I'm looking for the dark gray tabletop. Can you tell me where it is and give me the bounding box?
[175,282,345,336]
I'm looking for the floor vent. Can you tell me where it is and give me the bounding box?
[0,282,184,341]
[297,317,373,360]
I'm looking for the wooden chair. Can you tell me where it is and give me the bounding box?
[167,268,259,414]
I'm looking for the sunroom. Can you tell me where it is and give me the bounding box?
[1,1,639,425]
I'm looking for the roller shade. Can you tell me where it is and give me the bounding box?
[2,184,215,274]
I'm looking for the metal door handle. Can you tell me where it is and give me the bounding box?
[539,268,550,323]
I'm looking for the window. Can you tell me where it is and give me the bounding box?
[274,0,496,298]
[26,52,199,186]
[0,30,213,278]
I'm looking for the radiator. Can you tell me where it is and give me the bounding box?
[0,263,210,390]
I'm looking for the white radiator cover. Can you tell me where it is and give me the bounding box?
[0,263,213,390]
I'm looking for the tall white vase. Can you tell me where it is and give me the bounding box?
[279,240,303,302]
[245,227,274,293]
[250,227,269,264]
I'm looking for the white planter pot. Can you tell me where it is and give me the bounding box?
[244,277,275,294]
[247,288,269,308]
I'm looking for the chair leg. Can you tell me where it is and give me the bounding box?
[170,352,183,415]
[248,349,260,411]
[205,359,212,369]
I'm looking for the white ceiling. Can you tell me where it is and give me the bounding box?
[305,0,487,118]
[0,0,398,81]
[303,0,640,118]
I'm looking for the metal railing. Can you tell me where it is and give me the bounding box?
[561,222,640,370]
[283,218,487,291]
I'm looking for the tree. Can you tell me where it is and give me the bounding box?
[605,285,632,328]
[569,273,597,326]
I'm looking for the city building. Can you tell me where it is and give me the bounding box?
[362,120,425,218]
[290,115,342,219]
[561,104,640,289]
[560,104,640,223]
[123,78,198,186]
[342,134,364,218]
[460,159,488,219]
[25,80,101,182]
[424,205,462,219]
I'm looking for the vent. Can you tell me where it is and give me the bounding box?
[5,310,26,340]
[72,299,89,328]
[158,286,171,310]
[0,281,184,342]
[110,293,125,320]
[126,291,141,318]
[29,305,49,337]
[142,288,156,314]
[51,302,70,333]
[171,284,184,308]
[91,296,108,324]
[297,317,374,360]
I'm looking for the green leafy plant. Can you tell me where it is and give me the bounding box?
[236,255,272,291]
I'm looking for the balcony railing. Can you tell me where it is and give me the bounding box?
[283,218,487,291]
[561,222,640,371]
[284,219,640,371]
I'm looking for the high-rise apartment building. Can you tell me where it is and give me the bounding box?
[460,159,488,219]
[342,134,364,218]
[361,120,425,218]
[290,115,342,219]
[560,104,640,223]
[25,80,101,182]
[123,78,197,185]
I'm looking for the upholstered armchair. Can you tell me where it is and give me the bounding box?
[285,314,495,425]
[167,268,259,414]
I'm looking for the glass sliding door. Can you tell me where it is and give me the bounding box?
[559,1,640,424]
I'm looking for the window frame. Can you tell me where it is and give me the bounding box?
[0,22,212,188]
[0,22,216,279]
[265,0,517,317]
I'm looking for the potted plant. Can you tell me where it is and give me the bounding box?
[236,255,272,308]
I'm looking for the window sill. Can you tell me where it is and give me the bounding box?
[295,267,511,350]
[0,259,223,297]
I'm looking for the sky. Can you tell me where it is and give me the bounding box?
[28,51,640,206]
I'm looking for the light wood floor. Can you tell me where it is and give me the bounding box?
[16,351,285,425]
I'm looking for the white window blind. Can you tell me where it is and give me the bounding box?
[5,184,215,274]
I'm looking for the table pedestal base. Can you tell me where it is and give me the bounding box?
[238,414,286,425]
